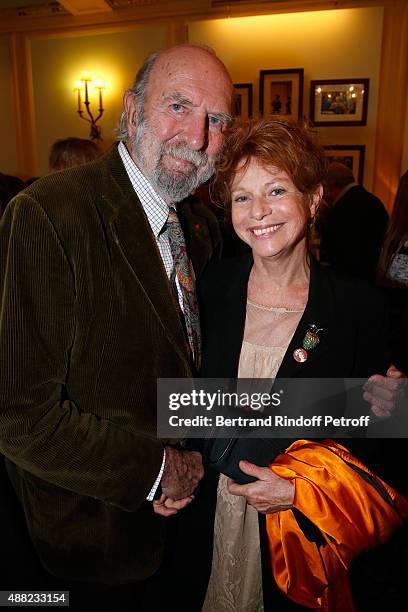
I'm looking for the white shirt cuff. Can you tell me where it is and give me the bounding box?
[146,449,166,501]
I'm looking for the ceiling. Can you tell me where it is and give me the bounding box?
[0,0,49,7]
[0,0,291,15]
[0,0,338,30]
[0,0,114,14]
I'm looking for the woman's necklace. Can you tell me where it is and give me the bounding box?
[248,270,309,311]
[248,268,324,365]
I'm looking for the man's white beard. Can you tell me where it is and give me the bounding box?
[133,119,216,202]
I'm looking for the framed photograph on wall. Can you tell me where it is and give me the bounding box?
[323,145,365,184]
[310,79,369,126]
[259,68,304,120]
[233,83,253,119]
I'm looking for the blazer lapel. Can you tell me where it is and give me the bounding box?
[278,258,332,377]
[98,146,190,363]
[220,256,252,377]
[206,255,333,379]
[222,257,253,377]
[178,196,221,279]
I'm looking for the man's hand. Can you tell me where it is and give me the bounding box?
[153,493,194,517]
[363,364,407,418]
[161,447,204,500]
[227,460,295,514]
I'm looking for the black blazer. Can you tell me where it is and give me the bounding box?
[199,253,403,476]
[199,253,389,380]
[197,254,406,612]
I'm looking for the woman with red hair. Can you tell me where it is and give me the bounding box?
[199,119,407,611]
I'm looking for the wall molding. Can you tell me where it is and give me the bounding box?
[373,0,408,210]
[0,1,385,36]
[9,33,37,179]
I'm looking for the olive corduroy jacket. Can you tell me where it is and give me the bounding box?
[0,145,213,584]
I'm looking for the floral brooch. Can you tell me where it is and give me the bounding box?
[293,324,323,363]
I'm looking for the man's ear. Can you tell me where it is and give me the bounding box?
[310,184,323,217]
[123,90,138,139]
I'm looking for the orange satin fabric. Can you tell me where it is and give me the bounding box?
[266,440,408,611]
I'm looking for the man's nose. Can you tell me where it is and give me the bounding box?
[182,114,208,151]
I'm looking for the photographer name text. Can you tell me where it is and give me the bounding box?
[168,415,371,428]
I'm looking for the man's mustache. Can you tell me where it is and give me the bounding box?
[159,143,209,169]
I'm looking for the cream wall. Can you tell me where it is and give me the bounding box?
[188,7,384,191]
[0,36,18,176]
[31,25,167,176]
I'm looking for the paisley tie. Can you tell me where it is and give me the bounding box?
[165,208,201,369]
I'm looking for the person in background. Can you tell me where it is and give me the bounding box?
[378,170,408,372]
[0,172,25,219]
[24,176,40,186]
[15,140,100,192]
[48,137,101,172]
[0,44,233,610]
[320,161,388,282]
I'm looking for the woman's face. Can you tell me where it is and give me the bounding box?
[230,157,320,261]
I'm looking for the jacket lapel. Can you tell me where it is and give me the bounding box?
[218,256,252,377]
[178,196,221,279]
[277,258,332,377]
[97,146,190,364]
[221,256,332,378]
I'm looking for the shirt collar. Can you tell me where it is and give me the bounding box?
[118,141,169,237]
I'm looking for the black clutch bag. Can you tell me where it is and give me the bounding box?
[207,437,328,547]
[208,437,292,484]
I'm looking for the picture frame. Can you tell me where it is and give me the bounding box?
[323,145,365,184]
[310,79,369,126]
[233,83,253,119]
[259,68,304,120]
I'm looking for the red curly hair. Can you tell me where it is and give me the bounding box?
[212,119,327,211]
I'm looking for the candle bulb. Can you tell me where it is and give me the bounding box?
[74,80,82,112]
[74,72,105,141]
[94,78,105,111]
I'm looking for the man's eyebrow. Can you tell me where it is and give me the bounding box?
[163,92,194,106]
[163,92,232,123]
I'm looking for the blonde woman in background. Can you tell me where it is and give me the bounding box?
[378,170,408,372]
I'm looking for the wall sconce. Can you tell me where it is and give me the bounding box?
[74,71,105,141]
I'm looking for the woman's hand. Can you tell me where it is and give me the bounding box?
[227,460,295,514]
[152,493,194,517]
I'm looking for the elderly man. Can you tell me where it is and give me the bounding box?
[0,44,232,608]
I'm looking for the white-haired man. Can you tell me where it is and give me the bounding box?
[0,44,233,609]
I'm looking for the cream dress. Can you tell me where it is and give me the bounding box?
[202,299,304,612]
